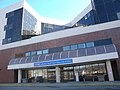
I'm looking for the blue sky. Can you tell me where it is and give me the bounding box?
[0,0,91,21]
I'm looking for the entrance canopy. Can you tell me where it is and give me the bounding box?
[8,44,119,69]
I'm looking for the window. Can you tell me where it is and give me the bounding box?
[94,39,112,46]
[84,15,88,20]
[49,47,63,53]
[25,52,31,57]
[43,49,49,54]
[15,53,25,58]
[31,51,36,56]
[23,9,37,36]
[6,11,14,18]
[63,46,70,51]
[37,50,42,55]
[87,13,91,18]
[71,44,78,50]
[7,38,12,42]
[4,24,13,31]
[8,24,13,30]
[4,25,8,31]
[117,12,120,19]
[78,43,86,49]
[63,66,74,70]
[86,42,94,48]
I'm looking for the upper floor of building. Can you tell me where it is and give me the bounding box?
[0,0,120,50]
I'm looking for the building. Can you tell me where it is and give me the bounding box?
[0,0,120,83]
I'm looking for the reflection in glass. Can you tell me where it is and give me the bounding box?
[63,46,70,51]
[41,23,68,34]
[43,49,49,54]
[22,9,40,39]
[71,44,78,50]
[78,43,86,49]
[86,42,94,48]
[31,51,37,56]
[37,50,42,55]
[25,52,31,57]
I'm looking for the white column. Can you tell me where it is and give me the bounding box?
[18,69,22,83]
[56,66,61,83]
[106,60,114,81]
[75,71,79,82]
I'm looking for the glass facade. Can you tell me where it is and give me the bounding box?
[77,63,107,81]
[41,23,69,34]
[3,0,120,44]
[74,10,96,27]
[3,8,40,44]
[28,69,47,83]
[92,0,120,24]
[3,8,23,44]
[74,0,120,27]
[22,62,107,83]
[22,9,39,39]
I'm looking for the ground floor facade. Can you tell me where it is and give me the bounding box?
[17,60,115,83]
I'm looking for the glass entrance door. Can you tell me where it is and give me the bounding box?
[47,68,56,82]
[27,69,47,83]
[61,66,75,82]
[62,71,74,81]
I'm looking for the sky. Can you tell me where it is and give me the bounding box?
[0,0,91,21]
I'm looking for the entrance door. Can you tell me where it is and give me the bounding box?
[62,71,75,82]
[47,68,56,82]
[61,66,75,82]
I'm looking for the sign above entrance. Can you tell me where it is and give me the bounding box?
[34,59,73,67]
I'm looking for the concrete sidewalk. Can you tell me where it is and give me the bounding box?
[0,81,120,86]
[0,82,120,90]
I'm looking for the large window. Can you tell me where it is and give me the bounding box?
[94,39,112,46]
[22,9,39,38]
[78,43,86,49]
[37,50,42,55]
[25,52,31,57]
[92,0,119,24]
[31,51,37,56]
[73,10,95,27]
[86,42,94,48]
[70,44,78,50]
[79,63,106,76]
[63,46,70,51]
[43,49,49,54]
[41,23,68,34]
[49,47,63,53]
